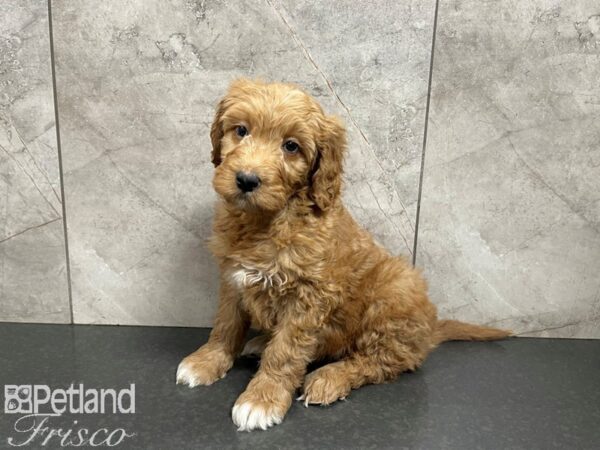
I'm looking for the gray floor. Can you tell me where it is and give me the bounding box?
[0,324,598,449]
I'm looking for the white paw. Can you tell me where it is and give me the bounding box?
[176,360,224,388]
[176,361,200,387]
[231,401,283,432]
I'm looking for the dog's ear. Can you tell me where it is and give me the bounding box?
[210,98,227,167]
[309,115,347,211]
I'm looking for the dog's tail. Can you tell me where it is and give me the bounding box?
[433,319,511,345]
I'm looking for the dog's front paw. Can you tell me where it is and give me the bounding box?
[176,345,233,388]
[232,378,291,431]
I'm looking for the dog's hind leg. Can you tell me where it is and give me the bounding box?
[299,345,419,406]
[300,260,438,406]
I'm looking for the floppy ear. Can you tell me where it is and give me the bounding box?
[209,98,227,167]
[309,115,347,211]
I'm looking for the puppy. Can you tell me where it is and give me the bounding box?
[177,79,510,431]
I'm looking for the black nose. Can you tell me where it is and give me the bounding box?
[235,172,261,193]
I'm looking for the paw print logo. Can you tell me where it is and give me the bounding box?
[4,385,32,414]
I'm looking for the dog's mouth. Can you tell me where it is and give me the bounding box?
[233,191,255,207]
[226,187,289,214]
[226,190,265,212]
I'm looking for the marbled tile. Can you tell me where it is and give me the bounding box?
[0,0,69,322]
[271,0,437,251]
[417,0,600,338]
[53,0,435,326]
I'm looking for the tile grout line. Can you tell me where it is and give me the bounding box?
[412,0,440,266]
[47,0,74,324]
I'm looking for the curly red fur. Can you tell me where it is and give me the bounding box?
[176,79,510,431]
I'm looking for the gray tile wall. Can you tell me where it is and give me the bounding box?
[0,0,70,322]
[1,0,598,337]
[417,0,600,338]
[51,0,434,326]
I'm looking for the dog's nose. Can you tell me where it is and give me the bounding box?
[235,172,261,193]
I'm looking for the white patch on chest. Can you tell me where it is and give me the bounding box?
[230,266,287,290]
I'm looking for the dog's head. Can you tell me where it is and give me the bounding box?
[210,79,346,213]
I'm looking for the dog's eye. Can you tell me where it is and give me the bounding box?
[283,140,299,154]
[236,126,248,138]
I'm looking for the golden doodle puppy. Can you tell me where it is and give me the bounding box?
[177,79,510,431]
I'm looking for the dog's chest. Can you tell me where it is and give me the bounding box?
[226,262,294,331]
[224,233,296,292]
[214,222,307,329]
[229,266,287,291]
